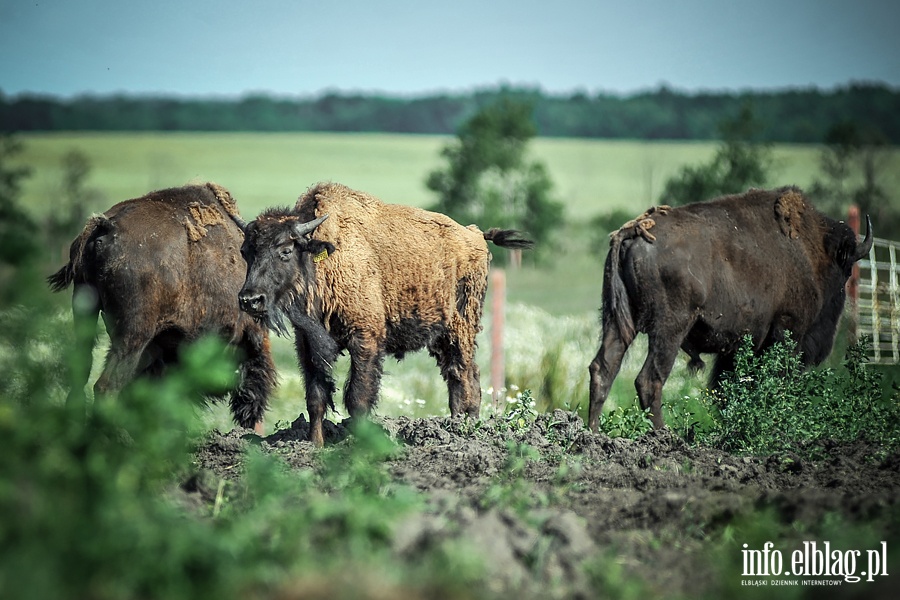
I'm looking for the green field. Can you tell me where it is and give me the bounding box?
[17,132,833,220]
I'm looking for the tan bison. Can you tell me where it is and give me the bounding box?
[236,182,533,445]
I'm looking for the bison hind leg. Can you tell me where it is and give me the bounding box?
[588,336,630,432]
[635,332,685,430]
[429,334,481,419]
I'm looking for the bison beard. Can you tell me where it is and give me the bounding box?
[588,186,873,432]
[237,182,534,446]
[48,183,277,430]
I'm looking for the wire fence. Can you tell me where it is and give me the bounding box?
[855,236,900,364]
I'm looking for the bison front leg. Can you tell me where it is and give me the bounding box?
[588,326,632,432]
[295,331,338,447]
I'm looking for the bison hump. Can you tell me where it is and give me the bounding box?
[183,201,227,242]
[774,190,806,240]
[612,205,672,243]
[206,182,241,220]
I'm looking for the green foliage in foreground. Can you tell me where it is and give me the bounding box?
[2,303,897,599]
[1,336,226,600]
[0,329,479,600]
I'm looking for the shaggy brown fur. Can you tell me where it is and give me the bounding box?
[300,183,490,364]
[238,182,533,446]
[614,205,672,243]
[48,183,277,428]
[589,186,872,432]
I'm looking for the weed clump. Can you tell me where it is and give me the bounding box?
[598,397,654,439]
[696,334,900,456]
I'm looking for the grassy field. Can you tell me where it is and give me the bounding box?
[17,132,835,220]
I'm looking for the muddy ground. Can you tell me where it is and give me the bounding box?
[192,410,899,599]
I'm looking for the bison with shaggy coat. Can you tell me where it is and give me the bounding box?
[48,183,277,428]
[237,182,533,446]
[588,186,872,432]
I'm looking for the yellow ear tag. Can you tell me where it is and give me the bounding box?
[313,249,329,263]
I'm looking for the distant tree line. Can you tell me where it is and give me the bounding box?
[2,83,899,143]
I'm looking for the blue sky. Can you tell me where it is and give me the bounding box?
[1,0,898,98]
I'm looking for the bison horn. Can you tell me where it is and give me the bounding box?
[229,213,248,232]
[852,215,873,262]
[292,214,329,238]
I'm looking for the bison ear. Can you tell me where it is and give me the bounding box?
[306,239,336,262]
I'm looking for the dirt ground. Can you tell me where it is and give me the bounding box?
[192,410,900,599]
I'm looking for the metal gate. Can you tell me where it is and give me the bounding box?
[855,236,900,364]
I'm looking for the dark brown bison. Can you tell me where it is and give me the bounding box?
[588,186,872,431]
[236,182,533,446]
[48,183,277,429]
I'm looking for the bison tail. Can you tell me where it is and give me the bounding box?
[604,233,636,345]
[47,265,74,292]
[483,228,535,250]
[47,214,113,293]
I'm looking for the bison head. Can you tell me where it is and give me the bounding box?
[830,214,873,273]
[800,213,873,364]
[238,211,333,335]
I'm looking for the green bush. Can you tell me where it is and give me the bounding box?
[0,335,238,600]
[0,307,483,600]
[697,334,900,456]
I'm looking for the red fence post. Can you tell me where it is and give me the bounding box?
[490,268,506,412]
[847,205,861,343]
